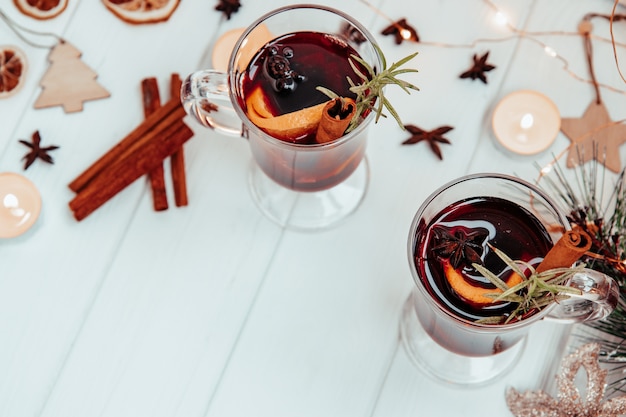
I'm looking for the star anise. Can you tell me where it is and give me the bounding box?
[200,101,219,113]
[401,124,453,160]
[381,18,419,45]
[459,51,496,84]
[341,23,367,45]
[19,130,59,170]
[431,226,488,269]
[215,0,241,20]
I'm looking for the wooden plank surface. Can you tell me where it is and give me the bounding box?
[0,0,624,416]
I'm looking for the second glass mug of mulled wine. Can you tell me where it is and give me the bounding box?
[181,4,383,231]
[400,173,619,386]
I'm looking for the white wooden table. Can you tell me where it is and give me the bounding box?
[1,1,625,416]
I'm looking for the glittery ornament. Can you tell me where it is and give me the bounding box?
[506,343,626,417]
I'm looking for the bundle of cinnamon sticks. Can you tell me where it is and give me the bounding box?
[69,73,194,221]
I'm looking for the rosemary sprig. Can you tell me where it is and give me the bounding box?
[474,245,585,324]
[317,43,419,133]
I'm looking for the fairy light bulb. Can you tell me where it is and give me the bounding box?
[544,45,557,57]
[540,164,553,176]
[494,11,508,27]
[400,28,412,40]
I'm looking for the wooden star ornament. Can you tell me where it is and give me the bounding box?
[560,100,626,173]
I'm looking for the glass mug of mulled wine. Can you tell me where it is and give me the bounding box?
[181,4,382,231]
[400,173,619,386]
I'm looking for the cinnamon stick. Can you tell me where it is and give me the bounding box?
[68,98,185,192]
[169,73,188,207]
[142,77,169,211]
[170,73,182,100]
[536,229,592,273]
[70,120,194,221]
[315,97,356,143]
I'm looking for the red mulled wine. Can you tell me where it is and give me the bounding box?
[413,196,554,322]
[239,31,367,144]
[239,30,372,192]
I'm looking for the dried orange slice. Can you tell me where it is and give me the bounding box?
[102,0,181,24]
[443,260,523,306]
[13,0,68,20]
[0,46,27,99]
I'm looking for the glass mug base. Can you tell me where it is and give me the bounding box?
[399,290,527,387]
[248,157,369,231]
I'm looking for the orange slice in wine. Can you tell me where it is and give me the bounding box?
[0,46,27,99]
[13,0,68,20]
[443,260,523,305]
[245,86,327,141]
[102,0,181,24]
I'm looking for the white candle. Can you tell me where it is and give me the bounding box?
[212,24,273,72]
[491,90,560,155]
[0,172,41,238]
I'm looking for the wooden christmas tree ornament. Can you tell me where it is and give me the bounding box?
[34,40,110,112]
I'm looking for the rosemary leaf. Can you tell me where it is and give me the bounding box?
[317,43,419,133]
[489,245,528,279]
[316,87,338,99]
[472,262,510,292]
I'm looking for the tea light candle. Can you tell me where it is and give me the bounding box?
[491,90,560,155]
[212,28,245,72]
[212,24,273,72]
[0,172,41,238]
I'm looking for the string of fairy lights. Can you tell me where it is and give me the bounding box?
[360,0,626,179]
[360,0,626,95]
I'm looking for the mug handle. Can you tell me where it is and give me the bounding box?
[546,268,620,323]
[181,70,243,137]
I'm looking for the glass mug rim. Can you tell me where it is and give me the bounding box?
[226,3,382,151]
[406,172,571,330]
